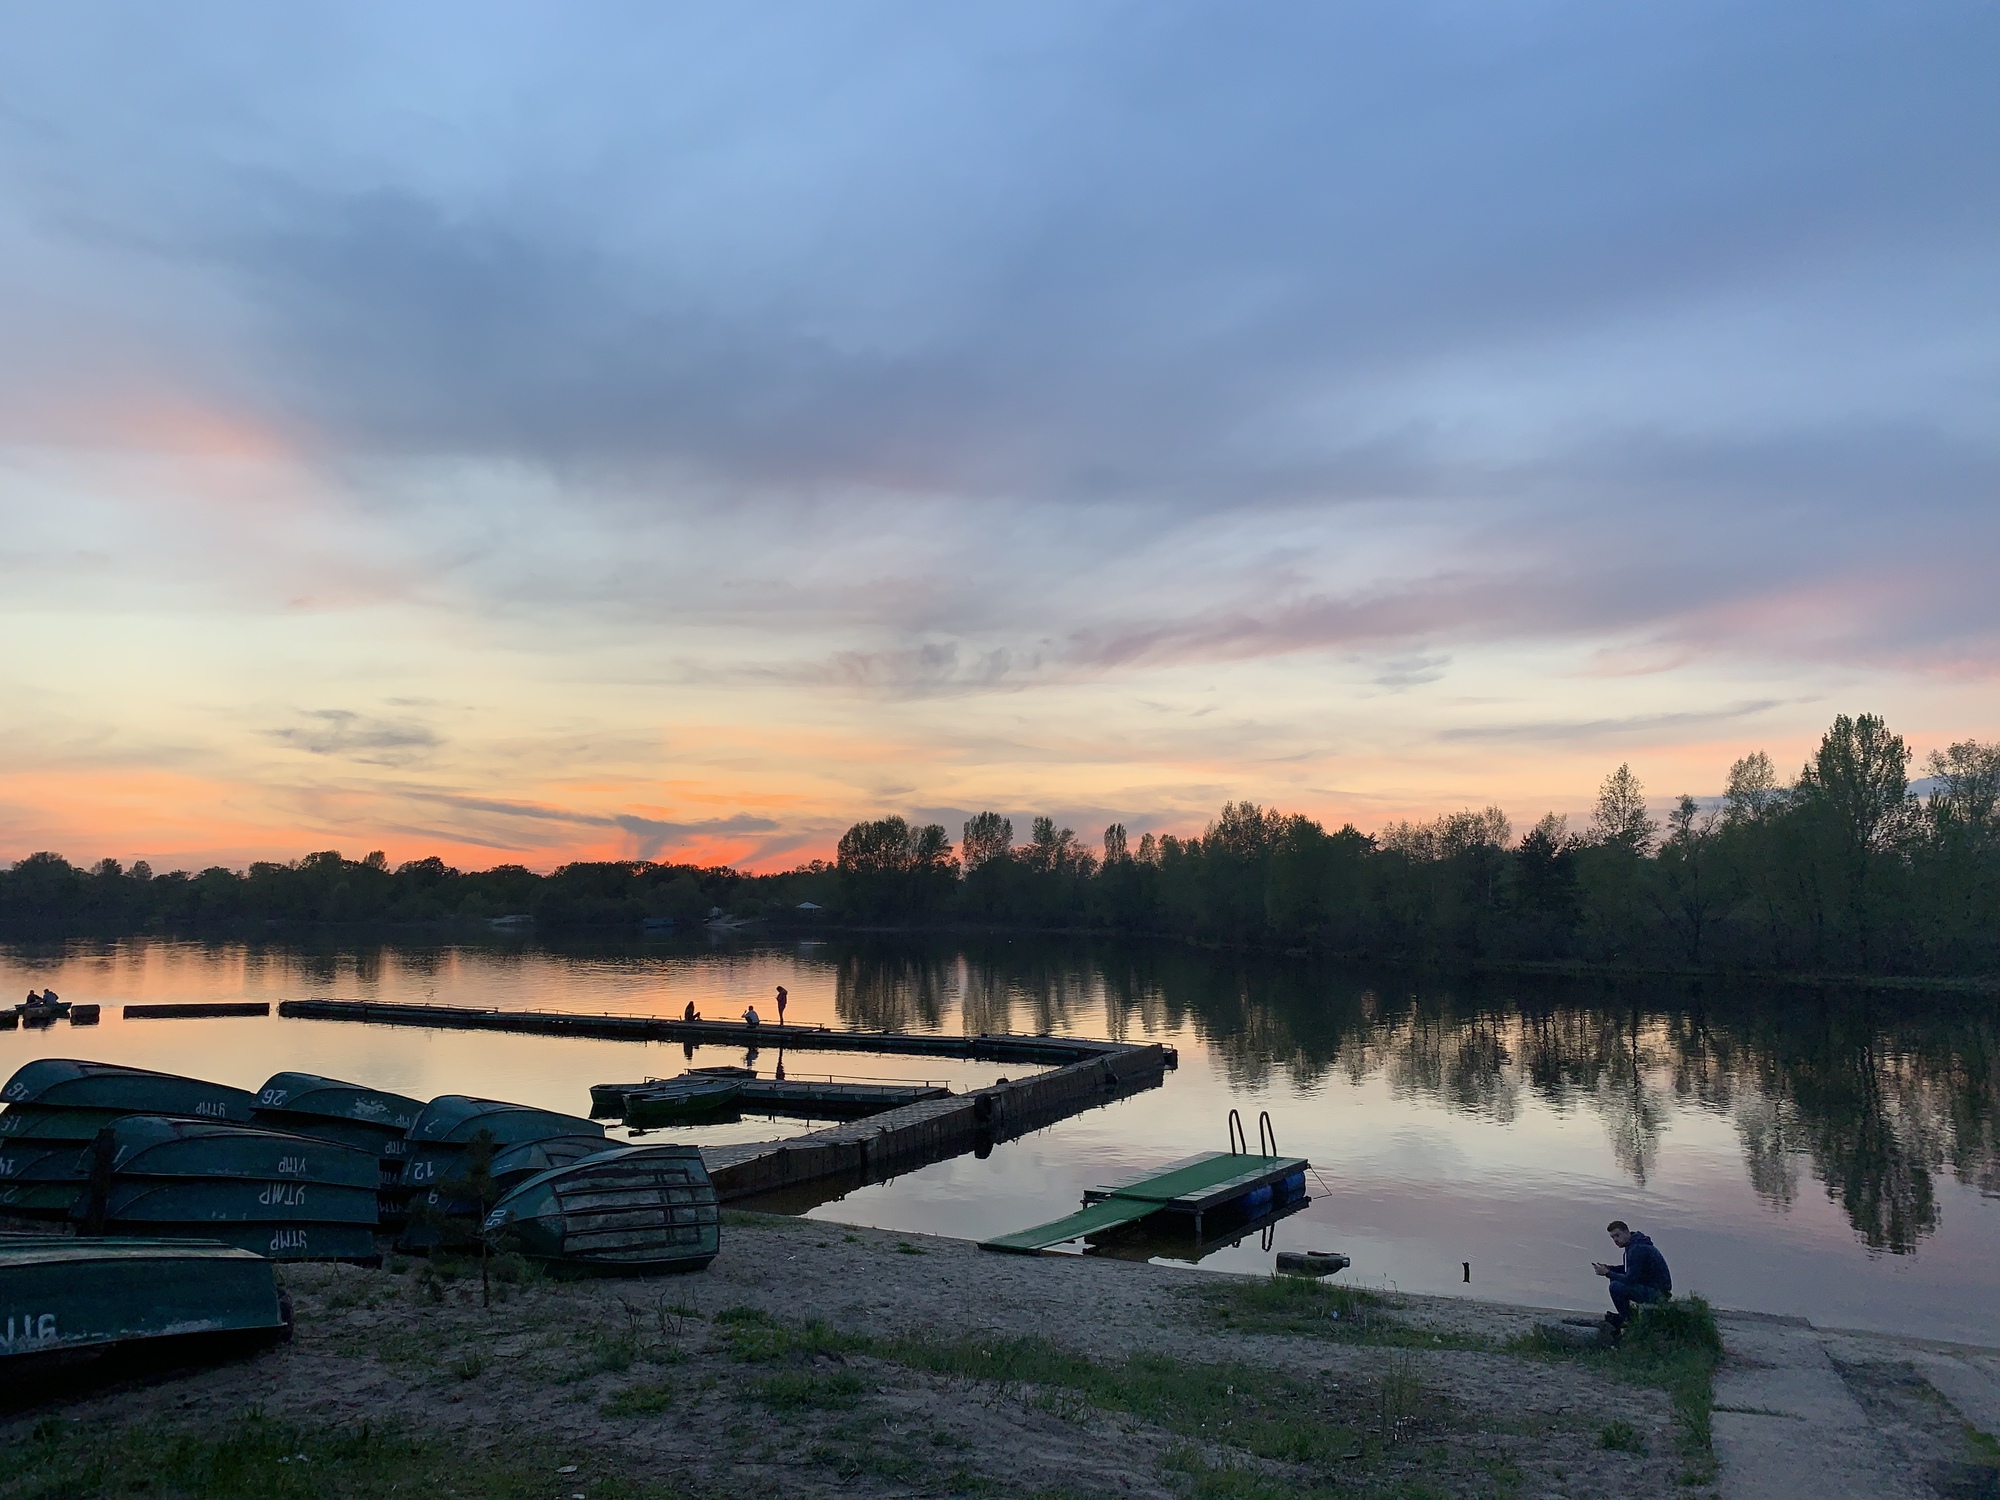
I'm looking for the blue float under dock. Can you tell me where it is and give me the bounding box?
[979,1149,1310,1253]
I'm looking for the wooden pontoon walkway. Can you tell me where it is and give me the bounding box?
[279,998,1177,1208]
[277,999,1147,1067]
[700,1044,1173,1206]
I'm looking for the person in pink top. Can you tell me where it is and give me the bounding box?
[775,986,788,1024]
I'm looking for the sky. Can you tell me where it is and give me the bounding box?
[1,2,1996,873]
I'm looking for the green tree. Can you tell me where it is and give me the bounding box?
[1794,713,1913,967]
[1591,765,1658,852]
[1655,794,1724,964]
[1724,751,1784,823]
[960,812,1013,871]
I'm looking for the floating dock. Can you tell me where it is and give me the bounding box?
[276,1000,1165,1068]
[735,1078,951,1117]
[124,1003,272,1020]
[700,1043,1172,1206]
[979,1150,1310,1253]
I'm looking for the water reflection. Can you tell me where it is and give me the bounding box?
[790,939,2000,1254]
[4,933,1996,1259]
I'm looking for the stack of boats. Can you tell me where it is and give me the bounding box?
[0,1058,719,1275]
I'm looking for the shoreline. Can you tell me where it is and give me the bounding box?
[7,918,1995,994]
[8,1213,1997,1498]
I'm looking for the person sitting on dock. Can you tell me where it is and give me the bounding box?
[742,1004,760,1027]
[683,1000,700,1022]
[1593,1219,1671,1333]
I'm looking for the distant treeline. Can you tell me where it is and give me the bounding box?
[4,713,1996,979]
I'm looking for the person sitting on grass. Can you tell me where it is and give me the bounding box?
[1593,1219,1671,1334]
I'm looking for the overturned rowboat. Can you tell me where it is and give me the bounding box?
[399,1096,605,1190]
[402,1134,616,1221]
[1,1059,259,1124]
[0,1234,291,1374]
[74,1116,382,1263]
[481,1144,719,1274]
[253,1072,425,1184]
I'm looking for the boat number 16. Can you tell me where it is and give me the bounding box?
[2,1314,57,1349]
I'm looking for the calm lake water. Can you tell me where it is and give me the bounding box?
[4,933,1996,1344]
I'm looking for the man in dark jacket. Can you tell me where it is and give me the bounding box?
[1593,1220,1671,1329]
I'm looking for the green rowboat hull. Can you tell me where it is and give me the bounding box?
[0,1235,287,1362]
[105,1117,379,1188]
[406,1096,604,1147]
[97,1221,381,1262]
[97,1179,380,1225]
[482,1144,718,1274]
[400,1099,605,1190]
[253,1073,424,1133]
[2,1060,259,1123]
[623,1079,742,1125]
[0,1106,133,1143]
[0,1141,85,1183]
[0,1182,84,1215]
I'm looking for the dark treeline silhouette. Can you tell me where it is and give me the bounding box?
[824,713,2000,978]
[5,712,1997,978]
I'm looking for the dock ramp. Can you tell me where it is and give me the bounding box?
[980,1149,1309,1254]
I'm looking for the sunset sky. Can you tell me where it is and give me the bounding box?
[3,3,1996,873]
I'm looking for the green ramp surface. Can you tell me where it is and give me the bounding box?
[978,1197,1154,1254]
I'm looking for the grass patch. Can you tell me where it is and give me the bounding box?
[881,1333,1378,1466]
[0,1413,668,1500]
[712,1306,869,1363]
[1510,1294,1722,1484]
[755,1371,869,1411]
[1599,1419,1645,1453]
[1162,1445,1348,1500]
[1968,1424,2000,1464]
[602,1381,678,1417]
[1196,1273,1483,1349]
[895,1241,928,1255]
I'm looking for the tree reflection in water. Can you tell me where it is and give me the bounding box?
[818,938,2000,1256]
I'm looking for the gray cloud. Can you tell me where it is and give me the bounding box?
[1437,702,1788,745]
[267,710,441,766]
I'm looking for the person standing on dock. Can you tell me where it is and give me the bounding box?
[1593,1220,1671,1334]
[775,986,788,1024]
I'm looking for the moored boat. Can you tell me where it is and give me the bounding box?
[0,1234,290,1372]
[589,1080,658,1115]
[481,1144,719,1274]
[622,1076,743,1125]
